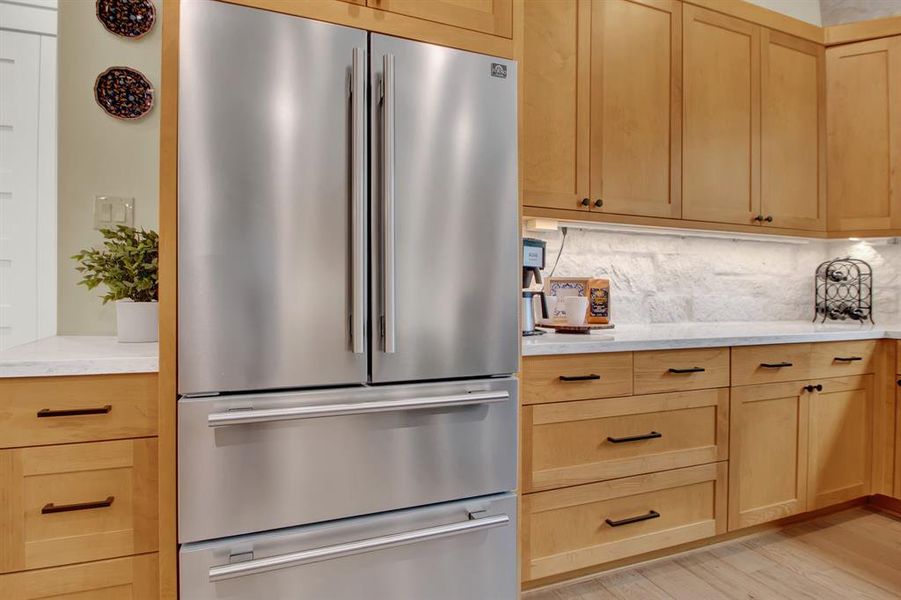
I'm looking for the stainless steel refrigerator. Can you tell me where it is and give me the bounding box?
[176,2,519,598]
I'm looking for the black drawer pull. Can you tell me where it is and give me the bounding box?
[607,431,662,444]
[668,367,706,374]
[606,510,660,527]
[42,496,115,514]
[559,374,601,382]
[37,405,112,418]
[760,362,793,369]
[834,356,863,362]
[804,384,824,393]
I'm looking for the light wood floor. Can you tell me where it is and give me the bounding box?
[524,507,901,599]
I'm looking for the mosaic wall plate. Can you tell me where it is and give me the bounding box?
[96,0,156,39]
[94,67,154,120]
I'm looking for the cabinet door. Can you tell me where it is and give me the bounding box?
[0,439,158,573]
[896,376,901,499]
[761,30,825,231]
[729,381,808,530]
[683,5,760,226]
[808,376,872,509]
[827,37,901,232]
[367,0,512,37]
[521,0,590,212]
[589,0,681,218]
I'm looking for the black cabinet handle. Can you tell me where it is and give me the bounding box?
[581,198,590,207]
[833,356,863,362]
[37,405,112,418]
[607,431,662,444]
[606,510,660,527]
[804,384,823,393]
[594,199,603,208]
[897,379,901,387]
[42,496,114,515]
[668,367,706,374]
[754,215,764,222]
[764,215,774,223]
[760,362,793,369]
[559,374,601,382]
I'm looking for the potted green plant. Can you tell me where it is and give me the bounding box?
[72,225,159,343]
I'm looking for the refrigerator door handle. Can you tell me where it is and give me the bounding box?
[206,390,509,427]
[208,513,511,582]
[381,53,397,354]
[351,47,367,354]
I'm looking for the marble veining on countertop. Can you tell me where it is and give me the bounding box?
[0,336,159,378]
[523,321,901,356]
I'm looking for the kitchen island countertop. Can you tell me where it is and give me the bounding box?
[523,321,901,356]
[0,336,159,378]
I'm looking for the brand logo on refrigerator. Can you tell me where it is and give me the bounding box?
[490,63,507,79]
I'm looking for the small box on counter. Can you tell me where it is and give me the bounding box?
[587,278,610,324]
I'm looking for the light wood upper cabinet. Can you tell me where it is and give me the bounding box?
[761,30,826,231]
[808,375,872,509]
[827,36,901,232]
[729,381,808,530]
[683,5,760,226]
[589,0,681,218]
[521,0,590,212]
[368,0,513,38]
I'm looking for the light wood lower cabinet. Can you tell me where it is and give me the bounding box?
[896,375,901,499]
[0,438,158,573]
[729,375,874,529]
[522,388,728,492]
[729,381,809,530]
[522,353,633,404]
[0,373,158,449]
[522,463,727,582]
[808,376,873,508]
[633,347,730,395]
[0,553,159,600]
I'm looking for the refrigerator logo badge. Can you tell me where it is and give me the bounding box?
[490,63,507,79]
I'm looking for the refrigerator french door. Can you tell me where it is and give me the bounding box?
[178,2,518,397]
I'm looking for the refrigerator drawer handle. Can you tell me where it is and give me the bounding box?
[350,47,367,354]
[208,513,511,582]
[206,390,510,427]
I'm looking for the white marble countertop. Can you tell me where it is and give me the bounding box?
[0,336,159,378]
[523,321,901,356]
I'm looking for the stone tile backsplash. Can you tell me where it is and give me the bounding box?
[529,228,901,325]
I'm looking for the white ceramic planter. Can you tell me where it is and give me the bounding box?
[116,300,159,343]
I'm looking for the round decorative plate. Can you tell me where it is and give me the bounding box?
[94,67,154,120]
[96,0,156,39]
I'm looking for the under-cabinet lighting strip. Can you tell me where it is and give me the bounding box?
[523,218,901,247]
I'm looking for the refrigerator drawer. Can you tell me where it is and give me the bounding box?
[179,378,518,543]
[179,493,517,600]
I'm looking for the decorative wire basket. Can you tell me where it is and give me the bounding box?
[814,257,873,323]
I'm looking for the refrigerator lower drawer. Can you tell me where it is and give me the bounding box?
[178,378,518,543]
[179,493,517,600]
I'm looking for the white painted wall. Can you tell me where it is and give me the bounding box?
[528,228,901,325]
[0,0,57,350]
[57,1,161,335]
[746,0,823,25]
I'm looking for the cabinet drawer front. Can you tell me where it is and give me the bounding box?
[0,439,158,573]
[634,348,730,394]
[732,344,811,385]
[0,374,158,449]
[524,389,728,491]
[809,340,877,379]
[0,553,159,600]
[523,353,633,405]
[522,463,727,581]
